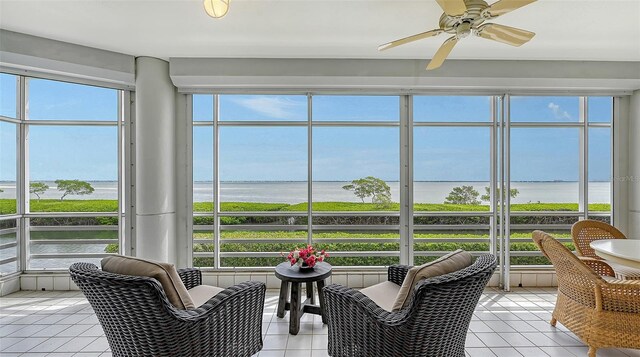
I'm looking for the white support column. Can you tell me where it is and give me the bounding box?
[628,90,640,238]
[175,92,192,267]
[134,57,177,263]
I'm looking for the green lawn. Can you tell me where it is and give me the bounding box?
[1,198,598,267]
[1,198,610,215]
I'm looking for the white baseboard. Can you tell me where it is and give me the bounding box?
[0,275,21,296]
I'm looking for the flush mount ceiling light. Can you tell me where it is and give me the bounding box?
[203,0,230,18]
[379,0,537,70]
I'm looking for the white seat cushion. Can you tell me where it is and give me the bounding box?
[188,285,225,308]
[359,281,401,312]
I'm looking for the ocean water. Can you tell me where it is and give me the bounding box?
[0,181,611,204]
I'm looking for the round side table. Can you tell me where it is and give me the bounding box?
[274,262,332,335]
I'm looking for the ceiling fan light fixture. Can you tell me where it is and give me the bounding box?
[204,0,230,18]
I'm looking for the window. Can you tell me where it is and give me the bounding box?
[313,124,400,266]
[0,121,17,216]
[0,74,126,272]
[508,96,613,265]
[191,94,615,272]
[192,95,310,268]
[27,78,118,121]
[0,74,19,275]
[413,96,493,264]
[0,73,17,119]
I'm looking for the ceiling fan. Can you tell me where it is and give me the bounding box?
[379,0,537,70]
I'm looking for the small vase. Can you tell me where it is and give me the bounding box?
[299,263,314,271]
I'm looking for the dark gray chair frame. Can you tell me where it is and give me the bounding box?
[323,254,497,357]
[70,262,265,357]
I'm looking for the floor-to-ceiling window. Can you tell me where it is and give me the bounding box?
[412,96,494,264]
[0,73,19,275]
[312,96,400,266]
[507,96,614,267]
[191,93,615,272]
[0,73,127,271]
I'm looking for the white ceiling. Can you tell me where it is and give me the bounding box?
[1,0,639,61]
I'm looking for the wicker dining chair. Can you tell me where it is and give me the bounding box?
[70,262,265,357]
[571,219,640,279]
[322,254,497,357]
[532,230,640,357]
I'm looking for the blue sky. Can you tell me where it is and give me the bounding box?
[0,74,613,182]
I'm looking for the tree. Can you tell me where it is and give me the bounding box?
[55,179,94,200]
[30,182,49,200]
[342,176,392,206]
[480,187,519,202]
[444,185,480,205]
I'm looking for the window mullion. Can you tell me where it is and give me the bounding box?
[399,95,412,265]
[213,95,220,269]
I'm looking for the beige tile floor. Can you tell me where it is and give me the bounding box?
[0,288,638,357]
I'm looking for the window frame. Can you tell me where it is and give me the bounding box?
[0,73,130,273]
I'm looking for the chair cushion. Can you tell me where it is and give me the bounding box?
[391,249,473,311]
[101,255,195,310]
[359,281,402,312]
[188,285,225,308]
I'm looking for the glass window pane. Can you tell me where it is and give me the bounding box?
[219,126,307,208]
[511,96,580,122]
[193,94,213,121]
[589,127,611,212]
[27,78,118,120]
[28,216,117,270]
[219,95,307,121]
[193,126,214,212]
[1,73,17,118]
[588,97,613,123]
[0,219,18,275]
[313,127,399,266]
[28,126,118,212]
[414,96,491,122]
[313,96,399,122]
[413,127,490,207]
[510,128,580,210]
[0,122,17,215]
[413,127,491,265]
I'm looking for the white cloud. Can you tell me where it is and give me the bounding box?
[233,96,303,120]
[547,102,572,120]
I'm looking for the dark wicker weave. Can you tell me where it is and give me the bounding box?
[323,254,497,357]
[69,262,265,357]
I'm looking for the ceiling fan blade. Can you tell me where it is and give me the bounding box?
[485,0,536,17]
[477,23,535,46]
[426,36,458,70]
[378,30,443,51]
[435,0,467,17]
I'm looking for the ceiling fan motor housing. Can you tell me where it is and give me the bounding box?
[439,0,490,36]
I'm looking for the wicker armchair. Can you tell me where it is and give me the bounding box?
[571,219,640,280]
[322,254,497,357]
[532,230,640,357]
[69,262,265,357]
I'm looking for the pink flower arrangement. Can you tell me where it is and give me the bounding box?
[285,245,328,268]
